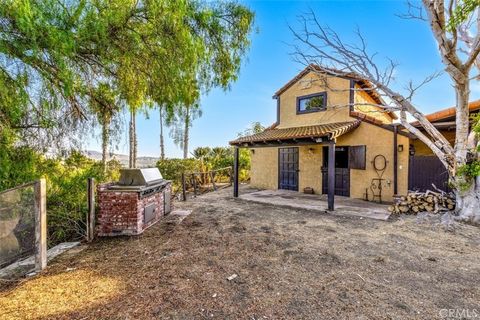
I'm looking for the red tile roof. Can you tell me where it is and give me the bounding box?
[418,99,480,123]
[229,120,361,146]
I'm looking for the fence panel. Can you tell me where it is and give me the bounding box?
[0,183,36,269]
[0,179,47,272]
[408,156,451,193]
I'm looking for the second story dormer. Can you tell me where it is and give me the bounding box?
[272,65,396,128]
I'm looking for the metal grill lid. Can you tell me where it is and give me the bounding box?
[118,168,163,186]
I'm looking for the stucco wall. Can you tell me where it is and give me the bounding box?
[250,147,278,190]
[336,122,409,202]
[249,122,409,202]
[298,145,323,194]
[277,71,352,128]
[411,130,455,156]
[353,85,393,124]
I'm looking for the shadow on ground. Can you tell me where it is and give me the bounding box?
[1,186,479,320]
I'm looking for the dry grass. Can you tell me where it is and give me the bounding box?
[1,186,479,319]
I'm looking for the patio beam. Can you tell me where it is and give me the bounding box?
[233,146,239,197]
[327,140,335,211]
[231,140,325,148]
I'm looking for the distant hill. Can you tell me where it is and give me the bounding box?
[84,150,159,168]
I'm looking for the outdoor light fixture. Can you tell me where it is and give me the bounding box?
[250,149,255,154]
[315,137,323,143]
[398,144,404,152]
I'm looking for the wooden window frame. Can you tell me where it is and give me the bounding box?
[296,92,327,114]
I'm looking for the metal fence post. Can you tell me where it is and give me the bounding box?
[87,178,95,242]
[34,178,47,271]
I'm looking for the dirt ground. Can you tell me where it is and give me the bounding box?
[1,186,480,320]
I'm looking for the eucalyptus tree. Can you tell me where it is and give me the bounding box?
[0,0,254,168]
[90,83,121,171]
[159,104,166,160]
[167,103,202,159]
[290,1,480,223]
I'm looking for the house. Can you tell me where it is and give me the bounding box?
[229,65,412,207]
[229,65,480,208]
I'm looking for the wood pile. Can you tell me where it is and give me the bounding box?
[388,190,455,215]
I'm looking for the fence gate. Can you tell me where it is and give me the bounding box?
[408,155,450,192]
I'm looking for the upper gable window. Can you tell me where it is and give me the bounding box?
[296,92,327,114]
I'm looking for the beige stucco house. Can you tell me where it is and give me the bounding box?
[229,65,480,207]
[230,65,412,204]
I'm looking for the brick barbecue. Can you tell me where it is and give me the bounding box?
[97,168,172,236]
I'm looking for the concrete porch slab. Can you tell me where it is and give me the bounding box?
[239,189,391,221]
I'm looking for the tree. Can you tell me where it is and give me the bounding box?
[159,104,166,160]
[0,1,254,167]
[238,122,265,137]
[90,83,120,172]
[290,2,480,223]
[167,104,202,159]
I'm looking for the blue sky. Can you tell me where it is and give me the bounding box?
[87,0,480,158]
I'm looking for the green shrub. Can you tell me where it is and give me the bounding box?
[1,148,121,247]
[156,158,201,181]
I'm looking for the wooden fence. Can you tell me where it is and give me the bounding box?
[181,167,233,201]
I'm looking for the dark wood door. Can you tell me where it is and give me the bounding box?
[322,146,350,196]
[322,168,350,196]
[409,155,450,192]
[279,147,299,191]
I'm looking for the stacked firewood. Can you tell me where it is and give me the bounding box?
[388,190,456,215]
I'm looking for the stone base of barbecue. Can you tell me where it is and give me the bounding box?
[96,183,172,237]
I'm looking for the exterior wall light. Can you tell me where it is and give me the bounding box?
[398,144,404,152]
[250,149,255,154]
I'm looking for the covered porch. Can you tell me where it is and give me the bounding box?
[230,120,364,210]
[239,189,390,220]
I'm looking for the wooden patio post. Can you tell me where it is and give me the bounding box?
[233,147,239,197]
[327,141,335,211]
[87,178,95,242]
[393,124,398,195]
[34,178,47,271]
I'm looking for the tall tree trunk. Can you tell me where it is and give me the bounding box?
[133,111,137,168]
[454,78,471,164]
[159,106,165,160]
[129,109,137,168]
[101,118,109,173]
[183,106,190,159]
[453,78,480,223]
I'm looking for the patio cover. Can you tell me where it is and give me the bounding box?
[229,120,361,146]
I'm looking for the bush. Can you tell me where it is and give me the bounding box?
[156,146,252,195]
[156,158,201,181]
[0,148,121,247]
